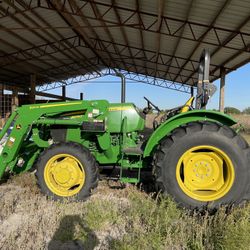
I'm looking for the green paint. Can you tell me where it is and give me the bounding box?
[32,128,50,147]
[107,103,145,133]
[0,99,237,184]
[143,110,236,157]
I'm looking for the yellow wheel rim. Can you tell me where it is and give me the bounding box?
[176,145,235,201]
[44,154,85,197]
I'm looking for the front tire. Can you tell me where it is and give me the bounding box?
[35,142,98,201]
[154,121,250,210]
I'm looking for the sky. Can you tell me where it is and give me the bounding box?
[47,63,250,111]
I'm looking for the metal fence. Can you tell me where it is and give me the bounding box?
[0,85,13,127]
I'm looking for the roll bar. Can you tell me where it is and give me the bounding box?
[195,49,217,109]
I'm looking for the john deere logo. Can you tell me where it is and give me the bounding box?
[108,106,132,111]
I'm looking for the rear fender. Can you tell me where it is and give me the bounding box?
[143,110,236,157]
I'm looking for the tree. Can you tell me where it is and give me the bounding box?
[224,107,241,114]
[243,107,250,114]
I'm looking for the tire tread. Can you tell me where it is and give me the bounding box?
[35,142,98,201]
[154,121,250,210]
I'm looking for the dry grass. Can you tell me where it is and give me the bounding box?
[232,114,250,134]
[0,173,250,250]
[0,114,250,249]
[234,114,250,144]
[232,114,250,127]
[0,173,130,249]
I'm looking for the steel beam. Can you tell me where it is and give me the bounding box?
[51,0,115,70]
[111,0,138,73]
[135,0,148,76]
[0,36,81,68]
[37,66,191,93]
[185,2,250,83]
[164,0,194,80]
[39,0,250,53]
[0,2,85,77]
[37,70,104,91]
[109,69,191,93]
[0,0,39,19]
[35,91,76,101]
[0,81,76,100]
[91,1,128,70]
[173,0,231,84]
[154,0,165,77]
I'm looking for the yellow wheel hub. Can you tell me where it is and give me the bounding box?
[176,146,235,201]
[44,154,85,197]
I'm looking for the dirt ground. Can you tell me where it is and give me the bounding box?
[0,114,250,249]
[0,174,131,250]
[1,166,250,250]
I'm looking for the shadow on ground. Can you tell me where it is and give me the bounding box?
[48,215,98,250]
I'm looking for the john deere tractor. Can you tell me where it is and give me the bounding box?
[0,50,249,210]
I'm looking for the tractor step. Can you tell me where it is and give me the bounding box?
[122,147,143,155]
[120,177,139,183]
[119,168,141,183]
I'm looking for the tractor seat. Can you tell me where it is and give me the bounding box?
[180,96,195,113]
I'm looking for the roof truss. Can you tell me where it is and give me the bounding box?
[0,0,249,94]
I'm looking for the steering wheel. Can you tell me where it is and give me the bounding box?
[143,96,161,114]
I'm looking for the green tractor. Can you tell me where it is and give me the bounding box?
[0,50,249,210]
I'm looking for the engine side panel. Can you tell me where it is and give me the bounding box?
[107,103,145,133]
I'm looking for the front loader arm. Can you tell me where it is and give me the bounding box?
[0,100,108,178]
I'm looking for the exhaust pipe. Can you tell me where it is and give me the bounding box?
[115,71,126,103]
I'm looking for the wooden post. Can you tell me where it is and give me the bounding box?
[0,85,3,115]
[30,74,36,104]
[80,92,83,100]
[219,67,226,112]
[62,85,66,101]
[0,85,3,126]
[12,89,19,112]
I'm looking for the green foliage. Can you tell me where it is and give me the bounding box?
[110,192,250,250]
[243,107,250,114]
[84,198,123,230]
[224,107,241,114]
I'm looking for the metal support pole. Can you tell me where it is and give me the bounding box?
[80,93,83,100]
[121,76,126,103]
[62,85,66,101]
[30,74,36,104]
[219,67,226,112]
[191,86,194,97]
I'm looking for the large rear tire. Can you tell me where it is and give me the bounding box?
[154,121,250,210]
[35,142,98,201]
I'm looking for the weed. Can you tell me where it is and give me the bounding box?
[0,174,250,249]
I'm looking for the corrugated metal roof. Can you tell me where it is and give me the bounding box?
[0,0,249,92]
